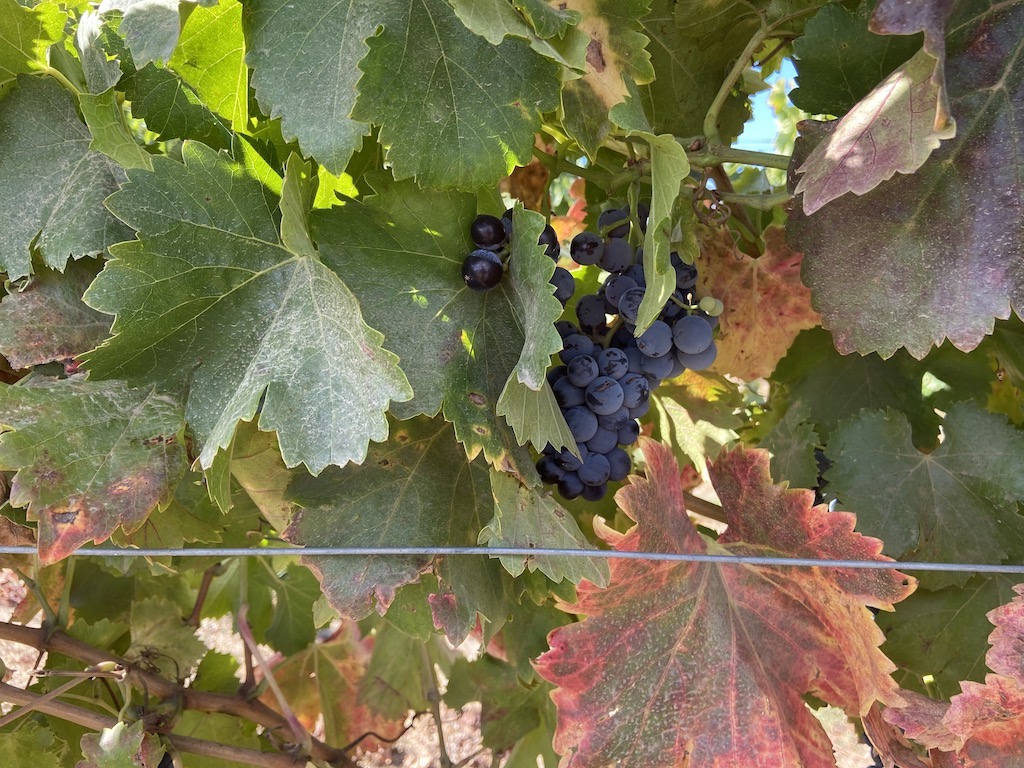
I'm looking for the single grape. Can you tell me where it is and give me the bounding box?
[564,406,599,443]
[599,238,634,273]
[672,314,714,354]
[586,427,618,454]
[536,456,564,484]
[567,354,599,388]
[578,452,611,486]
[581,482,608,502]
[501,208,514,236]
[624,264,647,288]
[668,354,686,379]
[635,202,650,232]
[546,364,567,386]
[661,300,685,321]
[550,266,575,304]
[620,373,650,409]
[699,310,720,330]
[609,325,635,350]
[617,420,640,445]
[538,223,560,259]
[570,231,604,265]
[576,294,607,331]
[471,214,506,249]
[606,447,631,481]
[628,400,651,419]
[603,275,638,310]
[462,250,503,291]
[554,320,577,339]
[624,346,645,374]
[640,352,674,381]
[675,341,718,371]
[552,375,585,408]
[618,288,645,323]
[598,207,630,239]
[597,405,631,431]
[585,376,625,416]
[597,347,629,379]
[556,445,585,472]
[560,334,594,364]
[558,471,584,500]
[636,320,673,358]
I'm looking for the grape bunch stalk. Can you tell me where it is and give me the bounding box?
[534,204,721,502]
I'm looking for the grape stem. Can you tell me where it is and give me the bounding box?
[686,143,791,171]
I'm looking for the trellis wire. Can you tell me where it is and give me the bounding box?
[0,545,1022,574]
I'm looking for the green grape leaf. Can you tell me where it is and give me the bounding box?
[651,387,739,472]
[827,403,1024,589]
[515,0,580,38]
[168,0,247,131]
[358,622,433,717]
[0,76,133,280]
[0,722,66,768]
[773,328,938,444]
[535,440,913,767]
[788,1,1024,359]
[121,64,232,149]
[83,143,412,474]
[0,0,64,86]
[128,595,207,678]
[878,574,1024,699]
[480,469,609,585]
[112,471,228,551]
[172,712,260,768]
[286,416,508,644]
[263,562,320,655]
[79,721,163,768]
[760,400,820,491]
[795,49,956,216]
[497,378,577,455]
[0,261,110,370]
[312,178,543,469]
[352,0,559,188]
[75,11,122,93]
[0,378,186,564]
[790,1,922,116]
[99,0,214,67]
[79,88,153,171]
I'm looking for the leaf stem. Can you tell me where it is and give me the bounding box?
[36,66,81,97]
[717,190,793,211]
[687,143,792,171]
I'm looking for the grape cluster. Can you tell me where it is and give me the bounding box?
[537,204,720,502]
[461,210,568,296]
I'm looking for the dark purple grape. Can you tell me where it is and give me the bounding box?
[538,223,560,259]
[636,320,673,358]
[501,208,514,236]
[471,214,506,249]
[599,238,634,273]
[546,364,567,385]
[598,207,630,239]
[597,347,629,379]
[586,427,618,454]
[624,264,646,288]
[536,456,564,484]
[673,258,698,290]
[597,405,631,431]
[672,314,714,354]
[550,266,575,304]
[609,324,634,350]
[675,341,717,371]
[581,482,607,502]
[462,250,504,291]
[620,373,650,409]
[661,300,685,321]
[699,310,720,330]
[564,406,599,443]
[576,294,607,332]
[618,288,645,323]
[635,202,650,232]
[585,376,625,416]
[578,452,610,486]
[552,376,585,408]
[617,420,640,445]
[558,471,584,500]
[603,275,637,310]
[570,231,603,265]
[556,445,585,471]
[668,354,686,379]
[606,447,631,480]
[567,354,599,388]
[560,333,594,364]
[554,320,577,338]
[628,400,651,419]
[640,352,674,381]
[624,346,645,373]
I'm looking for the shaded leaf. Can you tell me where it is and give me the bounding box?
[0,76,133,280]
[535,440,913,768]
[886,585,1024,764]
[788,1,1024,358]
[790,1,922,116]
[286,416,507,644]
[0,262,110,369]
[84,142,412,474]
[878,574,1024,699]
[262,625,406,749]
[761,399,820,490]
[698,225,821,379]
[263,561,320,655]
[0,0,64,86]
[78,721,163,768]
[0,378,186,564]
[827,403,1024,589]
[128,595,206,678]
[227,421,296,531]
[313,177,543,469]
[0,722,65,768]
[650,385,739,472]
[480,469,608,585]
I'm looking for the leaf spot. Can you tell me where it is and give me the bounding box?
[468,392,486,407]
[586,39,606,73]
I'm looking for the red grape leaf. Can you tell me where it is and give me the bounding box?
[886,584,1024,766]
[698,225,820,380]
[535,439,914,768]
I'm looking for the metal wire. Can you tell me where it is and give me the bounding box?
[1,545,1023,574]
